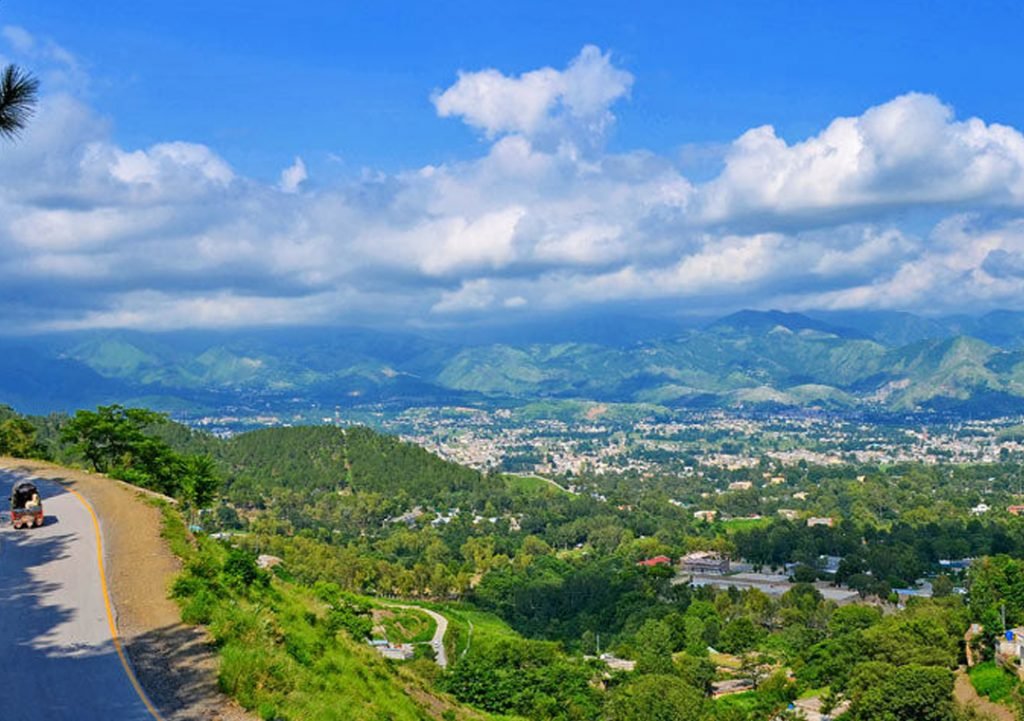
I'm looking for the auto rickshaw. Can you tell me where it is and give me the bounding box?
[10,480,43,529]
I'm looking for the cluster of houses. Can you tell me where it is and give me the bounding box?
[970,503,1024,516]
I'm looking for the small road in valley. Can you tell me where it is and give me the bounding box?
[384,603,450,668]
[0,470,160,720]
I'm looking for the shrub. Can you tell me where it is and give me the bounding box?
[969,661,1019,702]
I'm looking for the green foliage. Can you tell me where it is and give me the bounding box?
[60,405,220,505]
[847,663,954,721]
[165,514,466,721]
[633,619,675,674]
[968,661,1019,703]
[61,404,167,473]
[441,638,600,720]
[718,617,764,655]
[0,409,48,458]
[675,654,716,695]
[604,675,706,721]
[222,548,269,591]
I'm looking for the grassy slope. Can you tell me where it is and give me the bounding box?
[156,502,501,721]
[968,661,1019,704]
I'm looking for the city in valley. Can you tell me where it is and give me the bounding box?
[184,403,1024,475]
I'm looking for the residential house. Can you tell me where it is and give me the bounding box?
[807,517,835,528]
[680,551,730,575]
[693,509,718,522]
[637,555,673,568]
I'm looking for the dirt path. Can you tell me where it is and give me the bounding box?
[955,669,1017,721]
[0,458,255,721]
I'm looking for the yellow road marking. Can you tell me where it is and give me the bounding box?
[68,486,166,721]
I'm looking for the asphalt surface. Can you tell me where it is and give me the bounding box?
[0,470,158,721]
[384,603,449,667]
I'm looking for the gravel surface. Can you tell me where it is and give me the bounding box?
[0,458,256,721]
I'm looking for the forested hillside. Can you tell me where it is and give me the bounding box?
[9,403,1024,719]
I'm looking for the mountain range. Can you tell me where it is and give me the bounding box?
[4,308,1024,417]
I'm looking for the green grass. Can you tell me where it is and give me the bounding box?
[148,497,193,559]
[714,691,761,713]
[969,661,1020,703]
[504,474,567,495]
[158,507,495,721]
[720,516,772,532]
[421,602,521,660]
[377,608,437,644]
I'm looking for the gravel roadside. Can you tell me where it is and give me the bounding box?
[0,457,256,721]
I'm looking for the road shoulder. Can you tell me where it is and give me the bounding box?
[0,457,255,721]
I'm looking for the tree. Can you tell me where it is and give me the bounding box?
[0,416,44,458]
[61,405,167,473]
[180,454,220,509]
[634,619,675,675]
[932,575,955,599]
[719,616,764,654]
[604,675,706,721]
[0,64,38,140]
[847,663,954,721]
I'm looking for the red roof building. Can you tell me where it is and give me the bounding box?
[637,555,673,567]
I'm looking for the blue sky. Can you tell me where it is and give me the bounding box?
[2,1,1024,331]
[11,1,1024,177]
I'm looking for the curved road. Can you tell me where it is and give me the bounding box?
[384,603,449,668]
[0,470,159,720]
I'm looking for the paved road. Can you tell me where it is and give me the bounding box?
[385,603,449,668]
[0,470,159,720]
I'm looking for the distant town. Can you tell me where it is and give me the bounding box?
[180,403,1024,476]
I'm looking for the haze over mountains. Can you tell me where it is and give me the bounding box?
[4,308,1024,418]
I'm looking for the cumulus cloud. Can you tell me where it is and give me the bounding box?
[699,93,1024,223]
[279,156,308,193]
[433,45,633,147]
[5,37,1024,332]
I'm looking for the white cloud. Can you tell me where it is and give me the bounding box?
[279,156,308,193]
[699,93,1024,222]
[433,45,633,146]
[7,40,1024,331]
[2,25,87,92]
[2,26,35,53]
[432,279,497,313]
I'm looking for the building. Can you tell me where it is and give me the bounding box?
[599,654,636,672]
[693,509,718,522]
[374,643,415,661]
[256,554,283,570]
[1008,505,1024,516]
[806,517,835,528]
[680,551,730,575]
[728,481,753,491]
[711,678,754,698]
[777,509,799,521]
[996,627,1024,677]
[971,503,991,516]
[637,555,673,568]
